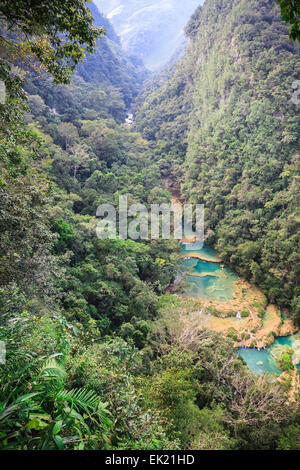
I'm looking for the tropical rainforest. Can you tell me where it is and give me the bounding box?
[0,0,299,452]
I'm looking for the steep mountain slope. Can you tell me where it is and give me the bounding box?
[95,0,203,70]
[89,2,121,44]
[25,3,147,121]
[135,0,300,320]
[1,0,300,452]
[77,3,147,108]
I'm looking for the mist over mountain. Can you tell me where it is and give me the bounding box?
[95,0,203,70]
[76,3,148,108]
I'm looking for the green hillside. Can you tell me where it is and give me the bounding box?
[0,0,299,452]
[135,0,300,323]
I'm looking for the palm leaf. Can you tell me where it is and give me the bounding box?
[0,392,40,423]
[55,387,110,423]
[40,358,66,380]
[56,387,99,411]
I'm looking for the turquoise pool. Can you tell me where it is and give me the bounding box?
[239,333,300,376]
[180,242,220,260]
[179,241,299,376]
[180,243,238,302]
[238,347,282,376]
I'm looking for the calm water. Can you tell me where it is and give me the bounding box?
[271,333,300,374]
[238,347,282,376]
[239,333,300,376]
[180,243,238,302]
[179,241,300,376]
[180,242,220,260]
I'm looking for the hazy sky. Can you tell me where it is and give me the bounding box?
[95,1,204,69]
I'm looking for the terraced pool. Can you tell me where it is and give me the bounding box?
[180,243,238,302]
[179,241,300,376]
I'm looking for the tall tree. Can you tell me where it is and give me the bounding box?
[0,0,104,84]
[278,0,300,41]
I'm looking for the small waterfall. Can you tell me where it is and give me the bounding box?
[125,113,134,127]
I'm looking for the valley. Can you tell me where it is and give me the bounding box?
[0,0,299,452]
[95,0,203,69]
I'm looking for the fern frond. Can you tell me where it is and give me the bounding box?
[55,387,110,421]
[40,358,66,380]
[0,393,40,423]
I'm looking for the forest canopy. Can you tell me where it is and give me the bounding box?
[279,0,300,41]
[0,0,299,453]
[0,0,104,83]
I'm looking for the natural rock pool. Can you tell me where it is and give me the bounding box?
[239,334,300,376]
[179,241,300,376]
[180,242,238,302]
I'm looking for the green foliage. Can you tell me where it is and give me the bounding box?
[0,355,112,450]
[0,0,104,84]
[136,0,300,323]
[277,347,294,371]
[142,319,295,450]
[0,171,59,296]
[68,337,179,449]
[278,0,300,41]
[277,424,300,450]
[0,0,299,452]
[227,328,238,341]
[0,296,111,449]
[193,404,236,450]
[241,308,250,318]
